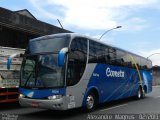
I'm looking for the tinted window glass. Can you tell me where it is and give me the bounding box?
[116,50,125,66]
[67,38,87,86]
[29,35,70,53]
[88,40,151,70]
[89,41,106,63]
[89,40,116,64]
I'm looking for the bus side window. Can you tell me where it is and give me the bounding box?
[67,37,87,86]
[89,41,107,64]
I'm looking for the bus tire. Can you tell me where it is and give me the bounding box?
[141,87,146,99]
[137,87,143,99]
[85,92,96,112]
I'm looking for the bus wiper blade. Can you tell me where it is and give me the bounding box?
[24,72,33,87]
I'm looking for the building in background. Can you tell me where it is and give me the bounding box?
[0,7,71,49]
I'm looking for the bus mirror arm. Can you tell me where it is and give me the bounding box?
[58,47,69,67]
[7,53,24,70]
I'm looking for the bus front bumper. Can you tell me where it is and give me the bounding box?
[19,96,68,110]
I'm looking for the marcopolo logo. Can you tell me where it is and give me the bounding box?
[106,67,125,78]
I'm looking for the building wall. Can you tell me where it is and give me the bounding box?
[0,7,71,49]
[0,26,37,48]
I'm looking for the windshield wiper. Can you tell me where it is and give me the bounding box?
[24,72,33,86]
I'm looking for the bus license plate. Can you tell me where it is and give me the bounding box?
[32,102,39,107]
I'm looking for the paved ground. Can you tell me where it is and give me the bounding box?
[0,86,160,120]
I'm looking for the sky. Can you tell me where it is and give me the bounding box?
[1,0,160,65]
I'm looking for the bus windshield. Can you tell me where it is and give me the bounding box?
[20,35,70,88]
[28,35,70,53]
[20,53,64,88]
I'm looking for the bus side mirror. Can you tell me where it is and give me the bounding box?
[7,53,24,70]
[58,48,69,67]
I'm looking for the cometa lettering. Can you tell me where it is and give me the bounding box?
[106,67,125,78]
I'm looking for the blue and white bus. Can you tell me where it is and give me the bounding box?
[12,33,152,111]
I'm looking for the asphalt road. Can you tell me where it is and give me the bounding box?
[0,86,160,120]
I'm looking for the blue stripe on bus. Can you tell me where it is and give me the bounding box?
[82,64,152,106]
[19,87,66,99]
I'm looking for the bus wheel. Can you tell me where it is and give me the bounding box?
[137,87,143,99]
[141,88,146,99]
[85,92,96,112]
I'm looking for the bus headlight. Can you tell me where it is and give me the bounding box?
[48,95,62,100]
[19,94,25,98]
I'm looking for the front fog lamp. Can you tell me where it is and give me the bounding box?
[48,95,62,100]
[19,94,25,98]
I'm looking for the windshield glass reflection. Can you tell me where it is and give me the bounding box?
[21,53,64,88]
